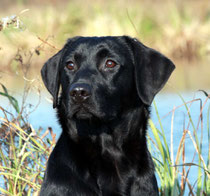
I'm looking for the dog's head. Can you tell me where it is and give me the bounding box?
[41,36,175,121]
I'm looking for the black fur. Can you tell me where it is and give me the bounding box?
[40,36,175,196]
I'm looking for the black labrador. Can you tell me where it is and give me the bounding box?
[40,36,175,196]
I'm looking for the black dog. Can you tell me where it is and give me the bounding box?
[40,36,175,196]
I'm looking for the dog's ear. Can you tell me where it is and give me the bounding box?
[41,49,63,108]
[41,37,81,108]
[125,36,175,105]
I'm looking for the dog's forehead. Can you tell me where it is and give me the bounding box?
[66,36,128,55]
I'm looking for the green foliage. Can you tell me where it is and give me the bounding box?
[139,16,160,39]
[0,85,56,196]
[148,93,210,195]
[0,84,20,113]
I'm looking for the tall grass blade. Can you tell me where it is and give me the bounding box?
[0,187,13,196]
[0,84,20,113]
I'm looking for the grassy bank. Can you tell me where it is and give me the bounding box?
[0,0,210,90]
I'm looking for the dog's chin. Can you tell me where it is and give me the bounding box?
[70,106,99,121]
[74,110,94,120]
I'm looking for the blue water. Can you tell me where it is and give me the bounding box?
[0,89,209,194]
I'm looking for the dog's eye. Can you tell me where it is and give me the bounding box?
[66,61,75,70]
[105,60,117,68]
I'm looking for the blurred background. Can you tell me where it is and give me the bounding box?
[0,0,210,92]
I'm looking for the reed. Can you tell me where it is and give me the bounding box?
[0,84,56,196]
[148,92,210,195]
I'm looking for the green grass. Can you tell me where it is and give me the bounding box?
[148,93,210,195]
[0,84,56,196]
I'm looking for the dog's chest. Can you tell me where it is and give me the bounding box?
[76,133,141,195]
[87,154,133,195]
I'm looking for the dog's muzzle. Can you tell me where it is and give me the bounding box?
[69,83,93,119]
[70,83,91,104]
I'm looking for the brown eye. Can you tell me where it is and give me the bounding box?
[105,60,117,68]
[66,61,75,70]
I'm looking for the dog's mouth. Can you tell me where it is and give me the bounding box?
[74,107,93,119]
[68,103,115,122]
[70,104,98,120]
[67,104,117,136]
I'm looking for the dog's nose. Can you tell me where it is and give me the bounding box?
[70,83,91,103]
